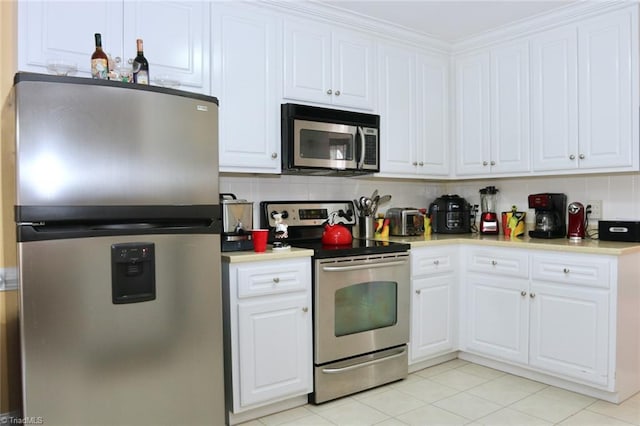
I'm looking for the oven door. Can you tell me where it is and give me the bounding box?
[293,120,360,170]
[314,252,410,364]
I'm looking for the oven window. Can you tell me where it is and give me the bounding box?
[334,281,397,337]
[300,129,354,161]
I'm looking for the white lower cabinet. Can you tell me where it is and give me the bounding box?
[223,257,312,415]
[409,247,457,363]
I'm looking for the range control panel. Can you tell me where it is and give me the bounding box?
[261,201,356,228]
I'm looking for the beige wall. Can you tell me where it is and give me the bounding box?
[1,0,20,415]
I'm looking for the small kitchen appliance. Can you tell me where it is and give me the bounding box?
[479,186,499,234]
[220,193,254,252]
[567,202,586,240]
[528,193,567,238]
[599,220,640,242]
[260,201,410,404]
[428,194,472,234]
[385,207,425,236]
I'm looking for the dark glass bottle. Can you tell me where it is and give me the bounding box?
[91,33,109,79]
[133,39,149,84]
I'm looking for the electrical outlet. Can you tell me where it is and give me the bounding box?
[587,200,603,220]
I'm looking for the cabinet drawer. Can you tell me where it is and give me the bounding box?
[411,247,457,276]
[236,259,310,298]
[465,247,529,278]
[531,254,612,288]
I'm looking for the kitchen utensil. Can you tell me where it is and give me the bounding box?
[528,193,566,238]
[479,186,499,235]
[220,193,254,252]
[501,206,526,238]
[321,223,353,245]
[567,202,586,240]
[429,194,472,234]
[385,208,425,236]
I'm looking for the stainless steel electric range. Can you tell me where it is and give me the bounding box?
[260,201,411,404]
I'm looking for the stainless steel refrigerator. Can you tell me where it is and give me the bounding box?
[3,73,225,425]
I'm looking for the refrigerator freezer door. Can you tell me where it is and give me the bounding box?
[14,77,219,207]
[18,233,224,425]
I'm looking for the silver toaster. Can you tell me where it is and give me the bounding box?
[385,208,425,236]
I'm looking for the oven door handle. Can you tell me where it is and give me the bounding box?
[321,346,407,374]
[322,259,407,272]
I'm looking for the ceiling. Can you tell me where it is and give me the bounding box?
[317,1,579,43]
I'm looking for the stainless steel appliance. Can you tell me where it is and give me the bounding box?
[260,201,410,404]
[281,103,380,175]
[3,73,225,425]
[429,194,472,233]
[567,202,586,240]
[528,193,567,238]
[385,207,425,236]
[220,193,254,252]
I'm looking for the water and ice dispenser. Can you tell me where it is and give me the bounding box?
[111,242,156,304]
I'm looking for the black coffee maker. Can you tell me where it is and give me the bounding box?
[528,193,567,238]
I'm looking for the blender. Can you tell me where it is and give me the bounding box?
[479,186,499,234]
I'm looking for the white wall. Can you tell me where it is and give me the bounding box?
[222,172,640,229]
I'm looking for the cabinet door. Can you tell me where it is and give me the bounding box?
[377,44,417,175]
[455,51,491,176]
[416,52,449,176]
[18,1,123,77]
[212,4,281,173]
[411,274,456,362]
[237,294,312,408]
[331,30,376,110]
[490,41,530,174]
[531,26,579,172]
[529,281,609,386]
[465,274,529,364]
[578,8,638,170]
[123,1,210,94]
[283,19,331,104]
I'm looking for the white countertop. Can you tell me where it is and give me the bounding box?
[222,246,314,263]
[383,233,640,255]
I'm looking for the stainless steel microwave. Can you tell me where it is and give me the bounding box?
[281,103,380,175]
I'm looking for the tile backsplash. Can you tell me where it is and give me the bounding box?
[221,172,640,227]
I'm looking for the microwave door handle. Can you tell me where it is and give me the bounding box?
[357,127,366,169]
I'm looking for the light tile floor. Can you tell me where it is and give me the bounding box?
[241,359,640,426]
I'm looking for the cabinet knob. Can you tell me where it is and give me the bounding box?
[302,307,309,313]
[483,161,488,166]
[521,290,527,297]
[569,154,576,160]
[530,293,536,298]
[490,161,496,166]
[273,277,280,284]
[433,260,439,265]
[326,89,332,95]
[491,260,497,266]
[418,161,424,166]
[335,90,341,96]
[563,268,570,274]
[579,154,585,160]
[271,152,278,159]
[415,289,421,295]
[412,161,418,166]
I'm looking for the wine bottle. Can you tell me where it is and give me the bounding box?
[91,33,109,79]
[132,39,149,85]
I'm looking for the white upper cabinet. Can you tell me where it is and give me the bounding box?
[577,8,638,171]
[531,25,579,171]
[284,19,376,110]
[532,6,639,173]
[455,41,530,177]
[212,3,282,174]
[18,1,210,94]
[378,43,449,177]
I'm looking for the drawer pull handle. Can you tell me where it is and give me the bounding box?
[563,268,570,274]
[273,277,280,284]
[415,289,421,295]
[491,260,497,266]
[302,307,308,313]
[433,260,440,265]
[530,293,536,298]
[521,291,527,297]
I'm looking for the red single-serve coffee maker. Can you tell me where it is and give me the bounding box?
[567,202,586,240]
